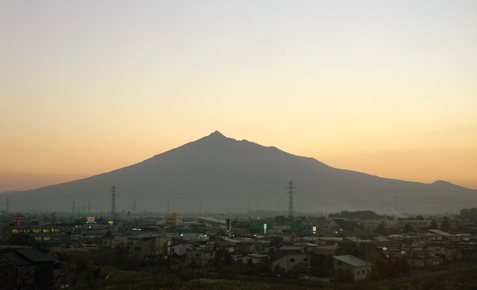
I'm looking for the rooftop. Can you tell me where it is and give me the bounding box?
[333,255,372,267]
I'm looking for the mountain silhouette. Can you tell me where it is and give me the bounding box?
[5,131,476,215]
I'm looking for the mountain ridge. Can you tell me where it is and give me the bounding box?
[3,131,475,214]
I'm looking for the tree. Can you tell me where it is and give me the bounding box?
[374,224,387,235]
[189,257,196,270]
[255,263,271,276]
[274,216,289,224]
[430,219,438,229]
[403,224,414,233]
[440,217,451,232]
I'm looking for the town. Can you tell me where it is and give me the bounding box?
[2,206,477,290]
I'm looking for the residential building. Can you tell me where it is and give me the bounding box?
[0,246,61,289]
[130,237,168,258]
[333,255,372,281]
[271,253,311,272]
[165,213,183,227]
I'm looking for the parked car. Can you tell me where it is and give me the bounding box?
[299,274,309,280]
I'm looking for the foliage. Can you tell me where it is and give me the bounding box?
[374,224,387,235]
[334,268,353,282]
[328,210,384,220]
[274,215,290,224]
[7,234,39,247]
[440,217,451,232]
[403,224,414,233]
[460,207,477,222]
[219,266,236,279]
[254,262,271,276]
[310,254,334,277]
[96,267,324,290]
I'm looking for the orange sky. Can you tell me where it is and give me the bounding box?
[1,1,476,192]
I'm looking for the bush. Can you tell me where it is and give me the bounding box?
[219,266,236,280]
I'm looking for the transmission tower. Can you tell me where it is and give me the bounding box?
[72,199,75,214]
[88,201,91,213]
[287,180,295,222]
[6,197,9,213]
[110,185,117,218]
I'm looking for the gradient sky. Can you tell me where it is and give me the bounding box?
[1,1,476,193]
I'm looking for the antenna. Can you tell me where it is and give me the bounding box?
[110,185,117,218]
[287,180,295,222]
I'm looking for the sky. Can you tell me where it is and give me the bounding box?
[1,1,476,193]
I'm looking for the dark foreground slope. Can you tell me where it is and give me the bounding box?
[5,131,476,214]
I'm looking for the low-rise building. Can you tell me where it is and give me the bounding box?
[130,237,168,258]
[271,253,311,272]
[333,255,372,281]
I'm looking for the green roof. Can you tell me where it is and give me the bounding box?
[250,224,274,230]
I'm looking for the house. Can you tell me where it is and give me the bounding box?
[171,241,195,257]
[314,245,338,256]
[238,253,269,265]
[0,247,61,289]
[165,213,183,227]
[336,242,389,266]
[333,255,372,281]
[271,253,311,272]
[130,237,168,258]
[389,247,441,267]
[185,248,215,267]
[102,230,121,248]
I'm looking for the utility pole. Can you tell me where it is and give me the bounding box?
[110,186,117,219]
[287,180,295,222]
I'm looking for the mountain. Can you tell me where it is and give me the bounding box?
[4,131,476,215]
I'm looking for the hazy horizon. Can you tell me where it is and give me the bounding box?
[1,1,476,192]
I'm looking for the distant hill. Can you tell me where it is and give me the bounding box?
[4,131,476,215]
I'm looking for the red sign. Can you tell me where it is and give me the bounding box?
[87,217,95,223]
[13,215,24,226]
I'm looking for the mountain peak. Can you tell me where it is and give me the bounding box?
[209,130,226,138]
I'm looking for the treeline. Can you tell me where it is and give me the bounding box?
[460,207,477,222]
[328,210,390,220]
